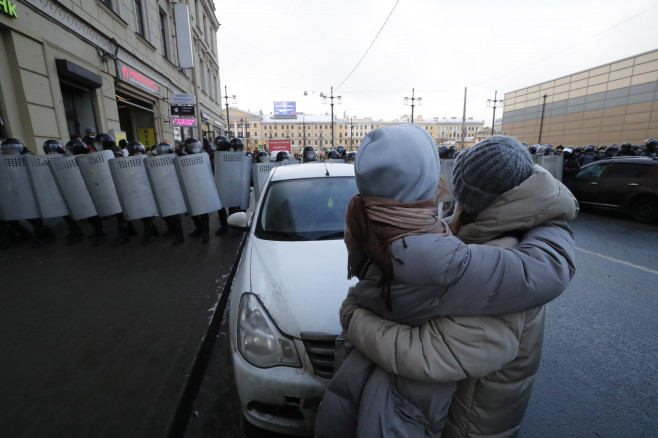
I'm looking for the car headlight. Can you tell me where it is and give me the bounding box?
[237,293,301,368]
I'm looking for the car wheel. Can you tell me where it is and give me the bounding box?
[631,197,658,223]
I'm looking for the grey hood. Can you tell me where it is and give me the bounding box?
[355,124,440,202]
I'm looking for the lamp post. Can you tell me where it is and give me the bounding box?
[302,117,307,146]
[487,90,503,136]
[320,86,342,148]
[404,88,422,124]
[223,85,237,137]
[349,117,354,151]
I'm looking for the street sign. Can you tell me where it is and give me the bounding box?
[170,93,195,105]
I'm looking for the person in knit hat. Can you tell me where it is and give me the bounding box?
[315,128,578,437]
[332,135,579,438]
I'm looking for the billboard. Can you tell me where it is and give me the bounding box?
[268,139,291,153]
[273,101,296,118]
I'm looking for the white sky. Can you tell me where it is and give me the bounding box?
[214,0,658,124]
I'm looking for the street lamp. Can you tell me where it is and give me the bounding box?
[319,86,342,148]
[404,88,422,124]
[223,85,237,137]
[486,91,503,136]
[349,117,354,151]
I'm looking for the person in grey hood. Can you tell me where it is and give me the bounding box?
[314,126,577,437]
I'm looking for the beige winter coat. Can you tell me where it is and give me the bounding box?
[347,165,579,438]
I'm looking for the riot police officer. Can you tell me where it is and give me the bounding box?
[0,138,53,248]
[184,137,212,243]
[42,139,86,245]
[212,135,233,236]
[639,138,657,157]
[276,151,291,162]
[605,144,620,158]
[562,146,581,190]
[302,146,317,163]
[152,142,184,245]
[127,141,160,245]
[336,145,347,160]
[579,145,598,166]
[618,142,636,156]
[229,137,244,152]
[438,146,449,159]
[69,140,106,246]
[325,150,340,160]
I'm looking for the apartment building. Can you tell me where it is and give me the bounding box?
[0,0,224,152]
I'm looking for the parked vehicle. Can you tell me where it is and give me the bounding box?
[227,163,358,435]
[571,157,658,222]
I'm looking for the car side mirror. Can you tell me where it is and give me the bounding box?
[228,212,250,230]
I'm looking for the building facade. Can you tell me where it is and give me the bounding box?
[0,0,224,153]
[502,49,658,146]
[224,108,484,155]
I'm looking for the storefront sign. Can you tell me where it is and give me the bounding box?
[0,0,19,18]
[117,61,159,96]
[172,118,196,126]
[200,110,209,120]
[171,105,195,116]
[137,128,155,148]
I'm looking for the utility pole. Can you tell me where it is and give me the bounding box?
[350,117,354,151]
[223,85,236,137]
[404,88,422,124]
[321,86,342,148]
[461,87,467,149]
[487,90,503,136]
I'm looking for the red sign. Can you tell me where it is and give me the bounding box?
[117,61,160,95]
[268,139,291,153]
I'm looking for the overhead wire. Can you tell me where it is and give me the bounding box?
[334,0,401,92]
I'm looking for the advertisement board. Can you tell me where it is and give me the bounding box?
[273,101,296,117]
[268,139,291,153]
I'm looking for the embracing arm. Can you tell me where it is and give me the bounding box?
[347,308,521,383]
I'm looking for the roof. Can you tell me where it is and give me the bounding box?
[270,162,355,181]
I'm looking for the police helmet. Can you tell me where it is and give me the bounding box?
[184,137,203,154]
[563,146,574,155]
[256,151,270,163]
[276,151,290,162]
[336,145,347,157]
[528,145,538,155]
[94,133,116,151]
[42,139,64,155]
[347,151,357,162]
[584,144,595,153]
[326,150,339,160]
[536,145,547,156]
[229,138,244,152]
[72,140,90,155]
[214,135,231,151]
[605,144,620,157]
[438,146,449,159]
[127,141,146,156]
[155,142,174,155]
[302,146,316,162]
[0,138,24,155]
[646,138,658,149]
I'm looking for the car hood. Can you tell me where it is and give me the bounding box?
[248,237,356,337]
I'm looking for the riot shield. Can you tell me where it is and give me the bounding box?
[174,152,222,216]
[324,158,346,163]
[144,154,187,217]
[252,162,280,202]
[214,151,252,210]
[109,155,158,221]
[536,155,563,181]
[23,154,70,218]
[0,155,40,221]
[440,159,455,197]
[48,156,97,220]
[76,150,122,217]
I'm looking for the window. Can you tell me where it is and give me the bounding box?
[199,59,205,92]
[135,0,145,37]
[159,10,169,59]
[608,163,651,178]
[100,0,114,10]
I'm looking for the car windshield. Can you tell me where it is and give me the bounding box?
[255,176,358,241]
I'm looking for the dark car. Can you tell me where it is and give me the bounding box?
[571,156,658,222]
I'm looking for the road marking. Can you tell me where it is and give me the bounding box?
[576,246,658,275]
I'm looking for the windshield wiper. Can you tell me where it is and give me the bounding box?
[315,231,344,240]
[260,230,310,241]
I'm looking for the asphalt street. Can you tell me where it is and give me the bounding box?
[0,213,245,438]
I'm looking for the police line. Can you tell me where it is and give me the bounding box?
[0,150,270,222]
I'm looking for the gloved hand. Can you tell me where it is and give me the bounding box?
[339,287,360,332]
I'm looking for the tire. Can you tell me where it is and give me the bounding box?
[630,197,658,223]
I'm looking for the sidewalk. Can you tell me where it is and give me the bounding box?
[0,214,244,437]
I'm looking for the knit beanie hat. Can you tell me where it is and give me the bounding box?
[453,136,534,215]
[355,124,440,203]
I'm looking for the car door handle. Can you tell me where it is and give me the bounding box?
[628,183,639,186]
[589,182,598,185]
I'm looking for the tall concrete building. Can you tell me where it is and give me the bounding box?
[502,49,658,146]
[0,0,224,153]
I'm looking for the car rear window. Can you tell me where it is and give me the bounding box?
[256,176,358,241]
[607,163,651,178]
